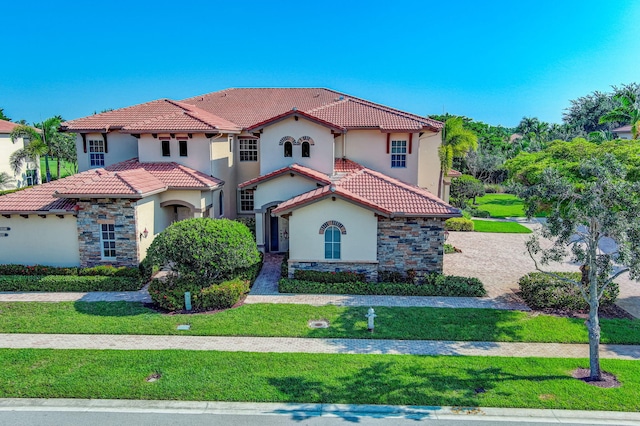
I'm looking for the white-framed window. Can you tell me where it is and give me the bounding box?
[89,140,105,167]
[240,189,254,212]
[100,223,116,260]
[391,140,407,168]
[239,139,258,162]
[324,225,341,260]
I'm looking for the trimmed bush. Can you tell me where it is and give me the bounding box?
[0,275,141,292]
[445,217,474,231]
[0,264,140,278]
[279,274,486,297]
[149,275,249,311]
[146,218,260,282]
[293,269,365,283]
[518,272,619,311]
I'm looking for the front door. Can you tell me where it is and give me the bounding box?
[270,214,279,252]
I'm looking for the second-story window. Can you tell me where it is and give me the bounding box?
[179,140,188,157]
[162,140,171,157]
[284,141,293,157]
[89,139,105,167]
[301,141,310,158]
[391,140,407,168]
[239,138,258,162]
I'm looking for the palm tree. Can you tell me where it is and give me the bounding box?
[0,172,15,190]
[438,117,478,199]
[10,116,63,182]
[599,90,640,140]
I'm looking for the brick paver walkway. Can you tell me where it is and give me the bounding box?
[2,333,639,359]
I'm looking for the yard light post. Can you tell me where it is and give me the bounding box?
[366,307,377,332]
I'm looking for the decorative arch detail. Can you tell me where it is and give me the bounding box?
[279,136,295,146]
[297,135,314,145]
[319,220,347,235]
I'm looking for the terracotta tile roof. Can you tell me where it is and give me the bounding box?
[53,168,166,198]
[238,163,331,189]
[62,89,443,133]
[0,159,223,213]
[273,159,459,218]
[448,169,462,177]
[0,119,19,133]
[61,99,239,133]
[106,158,224,189]
[246,109,345,132]
[334,158,364,174]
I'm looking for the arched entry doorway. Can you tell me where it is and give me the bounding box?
[160,200,197,226]
[260,203,289,253]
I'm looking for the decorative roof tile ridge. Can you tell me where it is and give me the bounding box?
[123,110,187,128]
[343,97,443,129]
[305,97,349,114]
[61,98,175,128]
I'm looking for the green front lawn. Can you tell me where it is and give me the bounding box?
[2,302,639,344]
[1,349,639,410]
[472,219,532,234]
[475,194,526,218]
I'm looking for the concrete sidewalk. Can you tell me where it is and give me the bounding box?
[2,398,639,425]
[2,333,639,359]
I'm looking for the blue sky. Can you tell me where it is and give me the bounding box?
[2,0,639,127]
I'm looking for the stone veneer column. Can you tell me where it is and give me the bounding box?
[376,217,445,278]
[76,198,140,268]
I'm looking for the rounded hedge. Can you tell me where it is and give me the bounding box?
[146,218,260,282]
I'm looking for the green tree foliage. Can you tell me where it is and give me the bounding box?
[504,138,640,186]
[519,155,640,381]
[0,108,10,121]
[146,218,260,282]
[450,174,485,207]
[0,172,15,190]
[10,116,66,183]
[437,117,478,198]
[599,86,640,139]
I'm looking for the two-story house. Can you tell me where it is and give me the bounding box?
[0,119,40,188]
[0,89,459,279]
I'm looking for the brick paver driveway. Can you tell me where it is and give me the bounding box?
[443,222,640,318]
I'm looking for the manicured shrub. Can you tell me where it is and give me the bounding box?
[279,274,486,297]
[149,275,249,311]
[378,270,406,283]
[281,252,290,278]
[0,275,141,292]
[78,265,140,277]
[464,206,491,218]
[139,257,159,284]
[451,174,485,207]
[0,264,140,278]
[293,269,365,283]
[146,218,260,282]
[445,217,474,231]
[484,184,505,194]
[444,243,456,254]
[518,272,619,311]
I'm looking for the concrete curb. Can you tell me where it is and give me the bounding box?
[0,399,639,424]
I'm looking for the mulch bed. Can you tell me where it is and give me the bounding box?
[572,368,621,388]
[535,304,635,320]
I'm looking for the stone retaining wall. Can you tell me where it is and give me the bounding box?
[288,261,378,282]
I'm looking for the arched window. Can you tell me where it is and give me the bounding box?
[301,141,310,157]
[324,225,341,259]
[284,141,293,157]
[218,190,224,217]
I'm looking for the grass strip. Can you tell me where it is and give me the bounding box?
[1,302,639,344]
[474,194,527,218]
[472,219,532,234]
[0,349,639,411]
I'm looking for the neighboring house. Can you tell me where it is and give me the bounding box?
[0,119,40,188]
[613,125,632,140]
[0,88,460,279]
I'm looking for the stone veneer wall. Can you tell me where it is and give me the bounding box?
[288,261,378,282]
[76,198,140,267]
[377,217,445,278]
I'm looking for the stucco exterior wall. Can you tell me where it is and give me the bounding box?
[287,197,378,262]
[138,135,211,173]
[416,131,442,195]
[0,214,80,266]
[253,174,321,210]
[260,117,334,176]
[76,133,138,172]
[343,130,419,185]
[210,136,235,218]
[0,133,33,188]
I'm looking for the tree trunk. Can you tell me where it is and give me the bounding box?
[437,169,444,200]
[585,262,602,381]
[56,157,61,180]
[44,155,51,183]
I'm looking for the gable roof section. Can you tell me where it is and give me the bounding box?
[0,159,223,213]
[0,119,19,133]
[62,88,443,134]
[238,163,331,189]
[272,160,460,218]
[246,109,345,132]
[61,99,240,133]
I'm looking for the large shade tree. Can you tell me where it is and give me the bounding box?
[438,117,478,199]
[519,155,640,381]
